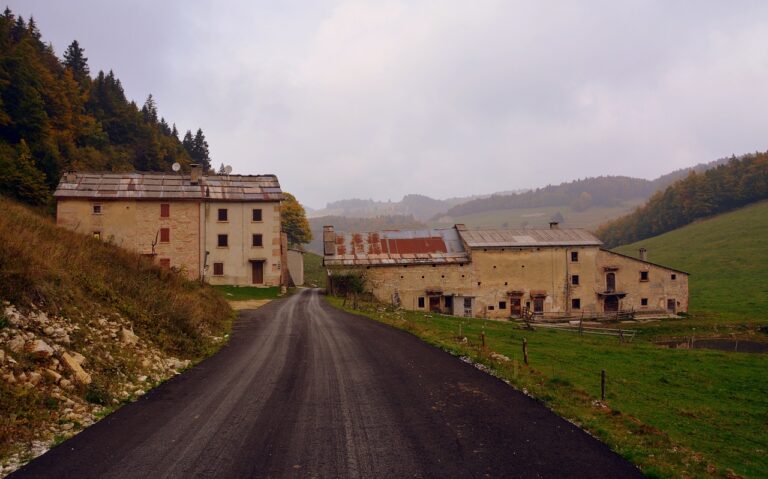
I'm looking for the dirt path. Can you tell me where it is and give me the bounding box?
[10,289,641,478]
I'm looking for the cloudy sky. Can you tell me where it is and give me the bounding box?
[10,1,768,208]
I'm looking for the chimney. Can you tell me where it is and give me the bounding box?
[64,171,76,183]
[323,226,336,256]
[549,221,559,230]
[454,224,467,231]
[190,163,202,185]
[639,247,647,261]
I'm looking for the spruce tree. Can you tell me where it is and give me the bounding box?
[63,40,89,84]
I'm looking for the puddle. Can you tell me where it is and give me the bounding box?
[657,338,768,353]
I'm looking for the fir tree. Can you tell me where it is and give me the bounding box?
[63,40,89,83]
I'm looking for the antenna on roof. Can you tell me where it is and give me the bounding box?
[171,162,181,173]
[224,165,233,175]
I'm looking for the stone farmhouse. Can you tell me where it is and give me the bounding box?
[54,164,288,286]
[323,223,689,319]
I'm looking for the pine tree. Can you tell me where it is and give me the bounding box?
[190,128,211,171]
[141,94,158,124]
[62,40,89,84]
[171,123,179,139]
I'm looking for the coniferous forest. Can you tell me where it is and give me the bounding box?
[596,152,768,247]
[0,8,211,206]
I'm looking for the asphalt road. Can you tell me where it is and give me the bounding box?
[11,289,641,478]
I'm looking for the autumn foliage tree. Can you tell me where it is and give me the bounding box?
[281,192,313,246]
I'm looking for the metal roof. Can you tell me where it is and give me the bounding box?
[458,228,603,248]
[324,228,470,266]
[54,172,282,202]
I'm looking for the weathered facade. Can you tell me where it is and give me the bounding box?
[54,165,285,286]
[323,223,688,319]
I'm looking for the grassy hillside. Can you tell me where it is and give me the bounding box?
[615,200,768,322]
[303,253,326,288]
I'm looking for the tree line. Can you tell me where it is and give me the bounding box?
[596,152,768,247]
[0,8,211,206]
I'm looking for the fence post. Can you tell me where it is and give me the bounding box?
[523,338,529,365]
[481,331,486,349]
[601,369,606,401]
[618,329,624,344]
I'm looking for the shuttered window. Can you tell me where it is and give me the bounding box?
[160,204,170,218]
[213,262,224,275]
[160,228,170,243]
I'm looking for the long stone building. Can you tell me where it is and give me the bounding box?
[54,165,286,286]
[323,223,688,319]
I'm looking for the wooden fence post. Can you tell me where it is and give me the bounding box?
[523,338,529,365]
[601,369,606,401]
[481,331,486,349]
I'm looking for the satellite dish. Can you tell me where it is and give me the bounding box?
[171,162,181,172]
[224,165,233,175]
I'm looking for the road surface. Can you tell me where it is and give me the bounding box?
[11,289,641,478]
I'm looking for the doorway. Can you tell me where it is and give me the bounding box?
[604,295,619,312]
[666,298,676,313]
[533,297,544,314]
[428,296,441,313]
[251,261,264,284]
[509,296,522,317]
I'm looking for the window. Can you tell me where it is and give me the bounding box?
[499,301,507,309]
[572,298,581,309]
[160,203,170,218]
[640,271,649,281]
[218,208,228,222]
[213,262,224,276]
[641,298,648,306]
[92,204,102,215]
[571,275,580,285]
[159,258,171,269]
[160,228,170,243]
[488,306,495,311]
[571,251,579,262]
[252,234,263,247]
[671,274,677,280]
[92,231,101,240]
[252,208,262,222]
[418,297,425,308]
[217,234,228,247]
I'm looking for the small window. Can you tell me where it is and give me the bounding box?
[218,234,228,247]
[418,297,425,308]
[671,274,677,280]
[571,251,578,262]
[252,234,263,247]
[92,231,101,240]
[213,262,224,276]
[252,209,262,222]
[160,228,170,243]
[641,298,648,306]
[499,301,507,309]
[92,204,102,215]
[640,271,649,281]
[159,258,171,269]
[477,282,481,286]
[160,203,170,218]
[571,275,580,285]
[488,305,494,311]
[218,208,228,222]
[572,298,581,309]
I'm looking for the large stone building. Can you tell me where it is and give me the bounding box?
[323,223,688,319]
[54,165,286,286]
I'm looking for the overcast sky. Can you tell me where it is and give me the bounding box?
[9,1,768,208]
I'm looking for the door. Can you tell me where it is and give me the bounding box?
[533,297,544,314]
[604,296,619,312]
[463,298,473,317]
[428,296,440,313]
[606,272,616,292]
[444,296,453,314]
[510,297,522,317]
[666,298,676,313]
[251,261,264,284]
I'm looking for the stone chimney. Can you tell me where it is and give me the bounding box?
[549,221,560,230]
[323,226,336,256]
[190,163,202,185]
[639,247,647,261]
[64,171,77,183]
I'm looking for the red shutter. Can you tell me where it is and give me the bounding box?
[160,204,170,218]
[160,228,170,243]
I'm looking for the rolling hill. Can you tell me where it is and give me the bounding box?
[614,200,768,321]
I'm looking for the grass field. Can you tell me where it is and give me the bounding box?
[212,285,281,301]
[303,252,326,288]
[429,200,644,230]
[328,297,768,478]
[615,200,768,325]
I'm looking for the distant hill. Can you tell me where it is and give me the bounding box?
[597,153,768,247]
[306,215,427,254]
[308,193,492,221]
[614,201,768,320]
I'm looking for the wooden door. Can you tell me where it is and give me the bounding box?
[533,297,544,314]
[252,261,264,284]
[604,296,619,312]
[510,297,522,317]
[667,298,676,313]
[428,296,440,313]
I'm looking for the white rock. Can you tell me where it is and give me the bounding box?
[25,339,54,359]
[28,371,42,385]
[70,352,86,366]
[43,326,55,336]
[8,336,24,353]
[60,352,91,385]
[44,369,62,383]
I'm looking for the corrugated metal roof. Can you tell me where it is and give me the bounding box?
[324,228,470,266]
[54,172,283,202]
[458,228,603,247]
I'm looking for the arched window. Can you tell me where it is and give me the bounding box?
[606,272,616,292]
